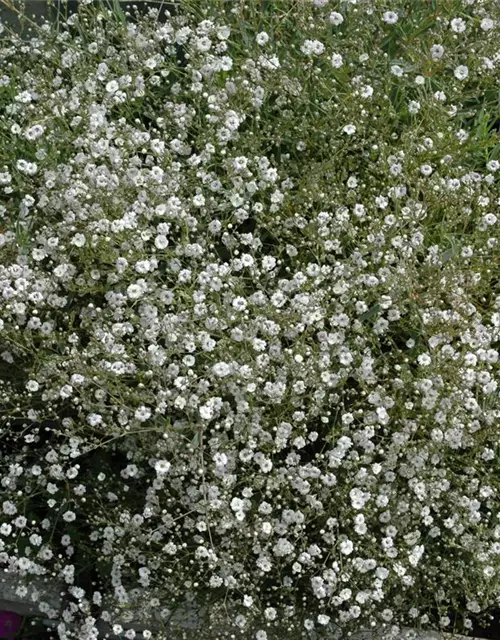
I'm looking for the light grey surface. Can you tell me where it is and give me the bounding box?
[0,571,488,640]
[353,630,476,640]
[0,570,62,617]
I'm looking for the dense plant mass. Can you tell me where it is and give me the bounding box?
[1,0,500,638]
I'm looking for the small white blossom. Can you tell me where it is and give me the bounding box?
[331,53,343,69]
[343,124,356,135]
[417,353,432,366]
[154,234,169,249]
[134,406,152,422]
[232,296,248,311]
[155,460,171,475]
[62,511,76,522]
[430,44,444,60]
[71,233,86,247]
[329,11,344,26]
[340,540,354,555]
[382,11,399,24]
[105,79,119,94]
[450,18,466,33]
[480,18,495,31]
[256,32,269,46]
[454,65,469,81]
[301,39,325,56]
[273,537,295,557]
[408,100,421,114]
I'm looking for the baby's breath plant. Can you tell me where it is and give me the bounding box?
[1,0,500,639]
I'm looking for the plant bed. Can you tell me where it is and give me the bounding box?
[1,0,500,639]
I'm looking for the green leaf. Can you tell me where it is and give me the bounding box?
[360,303,380,322]
[441,247,456,264]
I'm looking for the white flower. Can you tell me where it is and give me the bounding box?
[233,156,248,171]
[199,403,214,420]
[135,406,152,422]
[417,353,432,366]
[420,164,433,176]
[408,544,425,566]
[264,607,277,621]
[408,100,421,114]
[231,497,244,511]
[62,511,76,522]
[486,160,499,172]
[213,452,228,467]
[360,85,373,98]
[59,384,73,398]
[273,537,295,557]
[350,488,370,509]
[25,124,45,140]
[454,65,469,80]
[71,233,86,247]
[301,39,325,56]
[329,11,344,25]
[256,32,269,45]
[331,53,343,68]
[154,234,169,249]
[353,204,365,218]
[430,44,444,60]
[343,124,356,135]
[450,17,466,33]
[195,36,211,53]
[13,515,26,528]
[26,380,40,392]
[3,501,17,515]
[317,614,331,625]
[127,283,144,299]
[243,595,253,607]
[135,260,151,274]
[232,296,248,311]
[261,255,276,271]
[87,413,103,426]
[340,539,354,555]
[155,460,171,475]
[213,362,231,377]
[391,65,404,77]
[382,11,398,24]
[105,80,119,94]
[17,159,37,174]
[480,18,494,31]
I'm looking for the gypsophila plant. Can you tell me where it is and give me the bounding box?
[1,0,500,638]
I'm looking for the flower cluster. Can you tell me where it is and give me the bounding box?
[0,0,500,639]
